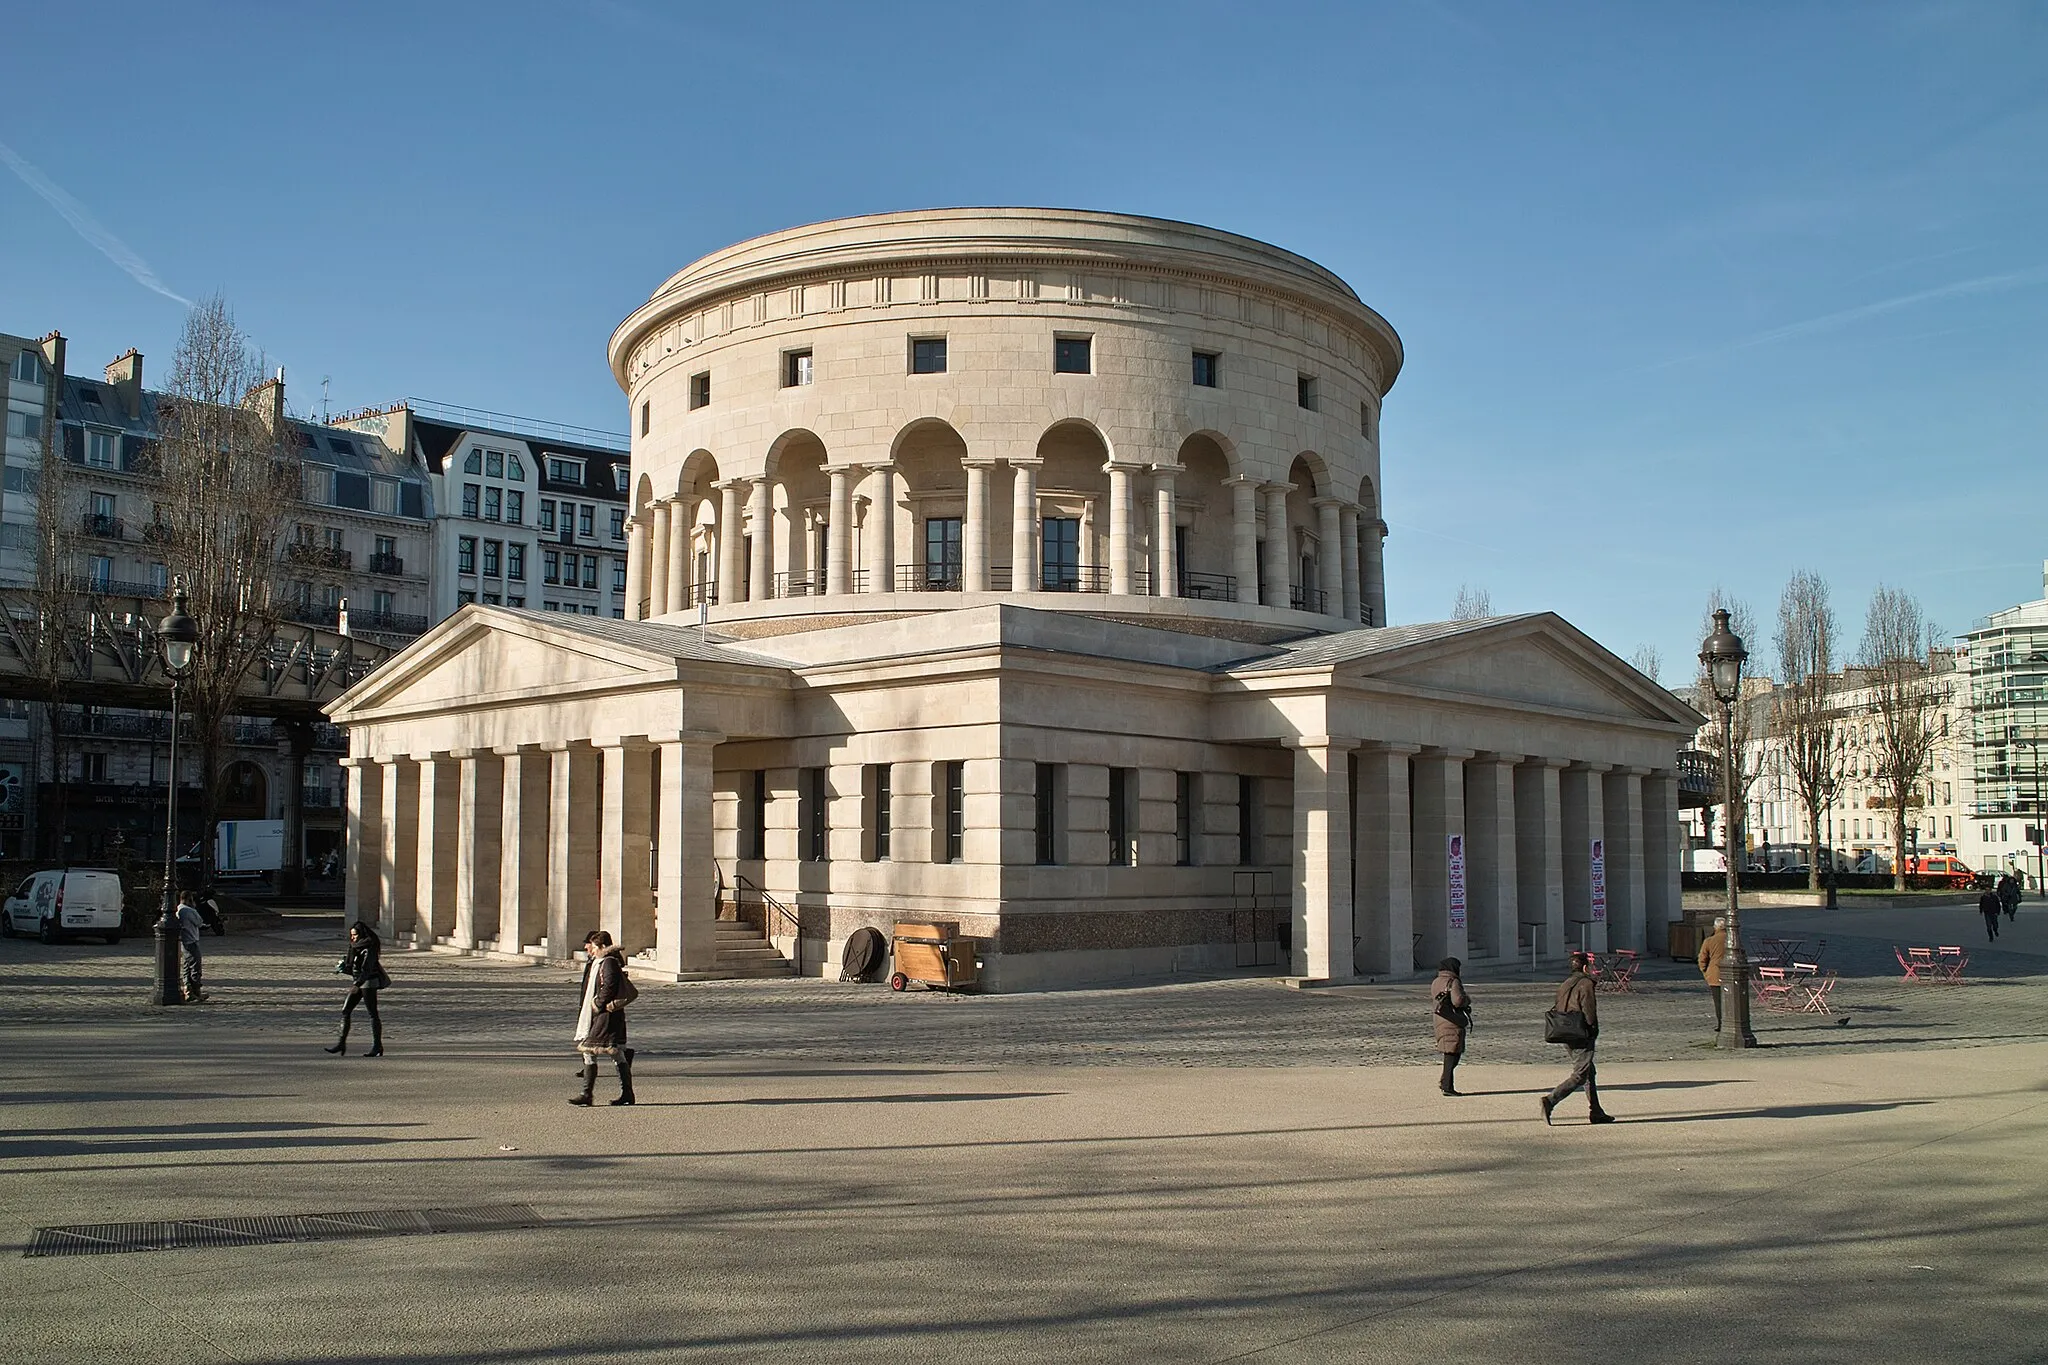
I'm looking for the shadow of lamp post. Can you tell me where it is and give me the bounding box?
[151,581,198,1008]
[1701,607,1757,1048]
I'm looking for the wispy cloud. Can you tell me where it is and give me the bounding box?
[1625,266,2048,375]
[0,135,190,307]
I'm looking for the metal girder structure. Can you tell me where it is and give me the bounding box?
[0,588,396,721]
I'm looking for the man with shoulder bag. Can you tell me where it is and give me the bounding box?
[1541,951,1613,1125]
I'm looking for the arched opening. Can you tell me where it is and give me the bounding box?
[1357,474,1384,627]
[1034,420,1110,591]
[767,431,828,597]
[218,760,268,822]
[1287,453,1328,613]
[892,420,968,590]
[1174,432,1236,601]
[676,450,719,605]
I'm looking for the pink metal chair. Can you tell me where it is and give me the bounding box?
[1797,971,1839,1014]
[1894,946,1928,982]
[1754,965,1797,1011]
[1936,946,1968,984]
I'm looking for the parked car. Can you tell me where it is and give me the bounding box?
[0,869,126,944]
[1902,855,1977,890]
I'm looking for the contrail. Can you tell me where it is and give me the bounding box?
[0,135,191,307]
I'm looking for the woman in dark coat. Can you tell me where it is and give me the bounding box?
[325,921,389,1057]
[1429,956,1471,1096]
[572,932,634,1106]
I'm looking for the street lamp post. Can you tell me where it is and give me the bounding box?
[1701,608,1756,1049]
[151,581,199,1008]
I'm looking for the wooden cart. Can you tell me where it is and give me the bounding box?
[888,921,980,992]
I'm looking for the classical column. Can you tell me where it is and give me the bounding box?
[342,757,382,928]
[1314,497,1344,617]
[414,754,460,945]
[1105,461,1139,595]
[377,757,419,942]
[1010,457,1041,591]
[499,748,549,954]
[1410,748,1470,966]
[962,458,994,591]
[1643,768,1683,950]
[826,465,857,596]
[1152,464,1179,598]
[1339,505,1361,625]
[1289,736,1359,982]
[666,497,690,610]
[647,501,672,618]
[1226,475,1260,605]
[600,739,655,955]
[1604,768,1647,953]
[867,462,897,593]
[1463,753,1520,962]
[746,480,772,602]
[1515,759,1567,962]
[546,741,599,959]
[1262,483,1292,609]
[1560,763,1608,953]
[624,513,649,620]
[716,480,745,605]
[654,732,722,976]
[1364,519,1388,626]
[451,749,504,950]
[1354,743,1418,977]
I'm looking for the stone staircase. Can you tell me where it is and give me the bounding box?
[713,917,795,979]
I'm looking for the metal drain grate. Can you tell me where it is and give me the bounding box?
[25,1204,543,1257]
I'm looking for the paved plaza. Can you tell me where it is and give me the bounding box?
[3,902,2045,1363]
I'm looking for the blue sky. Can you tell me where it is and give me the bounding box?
[3,1,2043,679]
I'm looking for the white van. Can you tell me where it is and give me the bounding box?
[1,869,126,944]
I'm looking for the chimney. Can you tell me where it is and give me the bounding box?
[104,349,143,420]
[245,369,286,435]
[39,331,66,385]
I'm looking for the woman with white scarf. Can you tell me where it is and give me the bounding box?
[571,930,635,1106]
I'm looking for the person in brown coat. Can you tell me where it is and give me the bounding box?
[571,932,635,1107]
[1429,957,1472,1096]
[1697,917,1727,1032]
[1540,951,1612,1125]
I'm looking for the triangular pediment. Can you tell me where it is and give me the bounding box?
[329,608,685,720]
[1243,614,1702,728]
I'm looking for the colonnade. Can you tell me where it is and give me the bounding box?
[625,460,1390,625]
[340,732,722,976]
[1290,741,1682,981]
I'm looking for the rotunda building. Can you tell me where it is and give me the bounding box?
[332,210,1699,991]
[609,208,1399,638]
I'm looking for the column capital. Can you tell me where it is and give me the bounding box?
[1310,495,1349,511]
[445,747,489,762]
[1222,474,1263,490]
[1476,750,1525,766]
[1102,459,1146,475]
[540,738,597,754]
[713,477,750,492]
[1615,765,1653,778]
[1004,456,1043,471]
[1567,760,1612,774]
[1363,740,1423,756]
[824,462,866,477]
[1286,734,1361,752]
[1371,519,1390,537]
[339,755,372,769]
[1523,756,1572,771]
[592,734,657,752]
[1338,503,1361,524]
[960,456,1000,470]
[1261,481,1297,496]
[1421,746,1476,762]
[864,459,899,473]
[1148,461,1183,477]
[650,727,727,748]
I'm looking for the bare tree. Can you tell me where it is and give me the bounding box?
[1771,570,1846,890]
[153,297,300,877]
[1696,589,1763,861]
[1858,585,1951,890]
[14,395,89,857]
[1628,644,1662,685]
[1451,583,1492,620]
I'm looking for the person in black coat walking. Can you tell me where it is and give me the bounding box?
[1997,872,2021,922]
[1978,887,2002,942]
[325,921,389,1056]
[571,931,635,1106]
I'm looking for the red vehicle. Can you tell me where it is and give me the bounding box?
[1902,855,1977,889]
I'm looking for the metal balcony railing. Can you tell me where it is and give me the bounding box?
[1177,570,1237,602]
[687,580,718,606]
[771,571,827,599]
[368,552,405,576]
[1291,585,1329,614]
[1037,564,1111,594]
[285,543,352,570]
[81,513,126,540]
[896,563,963,593]
[347,609,430,636]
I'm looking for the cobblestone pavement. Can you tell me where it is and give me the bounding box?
[3,900,2042,1069]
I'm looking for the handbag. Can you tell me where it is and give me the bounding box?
[613,974,639,1006]
[1544,1008,1594,1047]
[1433,990,1468,1025]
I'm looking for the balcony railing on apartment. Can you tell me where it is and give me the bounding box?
[1291,585,1329,614]
[68,575,167,600]
[285,543,353,570]
[1177,570,1237,602]
[346,608,430,636]
[368,552,405,576]
[80,513,126,541]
